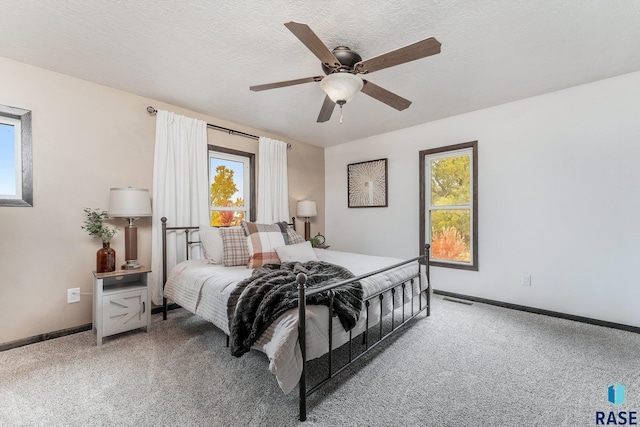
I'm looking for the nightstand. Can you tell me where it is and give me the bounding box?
[92,267,151,346]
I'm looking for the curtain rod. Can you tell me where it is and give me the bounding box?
[146,106,291,149]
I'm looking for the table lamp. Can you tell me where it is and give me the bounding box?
[296,200,317,241]
[108,187,152,269]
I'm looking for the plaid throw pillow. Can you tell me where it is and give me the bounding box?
[220,227,250,267]
[286,227,305,245]
[241,221,289,268]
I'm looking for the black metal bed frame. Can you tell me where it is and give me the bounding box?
[160,217,431,421]
[161,218,200,320]
[296,247,430,420]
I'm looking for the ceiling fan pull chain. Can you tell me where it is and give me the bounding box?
[340,104,344,124]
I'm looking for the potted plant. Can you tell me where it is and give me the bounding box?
[309,233,326,248]
[82,208,118,272]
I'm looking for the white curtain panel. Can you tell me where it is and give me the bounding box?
[257,137,290,223]
[150,110,208,305]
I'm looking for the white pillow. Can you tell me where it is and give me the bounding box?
[199,225,224,264]
[274,241,319,263]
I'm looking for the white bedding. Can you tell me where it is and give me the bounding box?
[164,248,428,394]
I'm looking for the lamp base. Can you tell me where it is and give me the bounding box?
[122,260,142,270]
[122,220,140,270]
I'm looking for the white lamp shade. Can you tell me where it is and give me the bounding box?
[297,200,317,218]
[320,73,364,104]
[108,187,152,217]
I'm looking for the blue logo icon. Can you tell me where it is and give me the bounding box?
[608,383,626,406]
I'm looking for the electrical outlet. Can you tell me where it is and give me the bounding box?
[521,274,531,286]
[67,288,80,303]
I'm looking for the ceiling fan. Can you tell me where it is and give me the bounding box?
[250,21,441,123]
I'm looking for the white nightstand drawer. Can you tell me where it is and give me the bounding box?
[102,287,148,337]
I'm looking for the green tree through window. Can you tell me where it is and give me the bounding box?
[430,155,471,261]
[420,141,478,271]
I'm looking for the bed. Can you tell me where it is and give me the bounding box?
[161,217,430,421]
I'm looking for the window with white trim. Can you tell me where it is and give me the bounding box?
[420,141,478,270]
[208,146,254,226]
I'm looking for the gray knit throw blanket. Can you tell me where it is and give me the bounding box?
[228,261,363,357]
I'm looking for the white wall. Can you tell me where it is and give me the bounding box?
[326,70,640,327]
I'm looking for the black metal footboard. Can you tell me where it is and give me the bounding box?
[296,244,431,421]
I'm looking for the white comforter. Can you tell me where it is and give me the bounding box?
[164,249,428,394]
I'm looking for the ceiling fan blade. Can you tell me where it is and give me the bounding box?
[317,95,336,122]
[250,76,323,92]
[355,37,441,74]
[284,21,341,69]
[361,80,412,111]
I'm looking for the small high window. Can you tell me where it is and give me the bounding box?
[0,104,32,207]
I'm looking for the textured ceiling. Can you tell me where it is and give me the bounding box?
[1,1,639,147]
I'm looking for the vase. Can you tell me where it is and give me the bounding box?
[96,242,116,273]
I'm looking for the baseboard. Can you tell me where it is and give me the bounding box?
[434,290,640,334]
[0,323,93,352]
[1,303,182,352]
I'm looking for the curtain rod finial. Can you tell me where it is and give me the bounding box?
[147,106,157,114]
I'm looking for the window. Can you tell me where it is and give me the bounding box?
[208,145,254,226]
[420,141,478,270]
[0,104,32,207]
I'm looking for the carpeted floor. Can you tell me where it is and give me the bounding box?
[1,295,638,426]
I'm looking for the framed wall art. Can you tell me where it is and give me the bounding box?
[347,158,388,208]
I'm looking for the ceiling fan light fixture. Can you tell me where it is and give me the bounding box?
[320,72,364,104]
